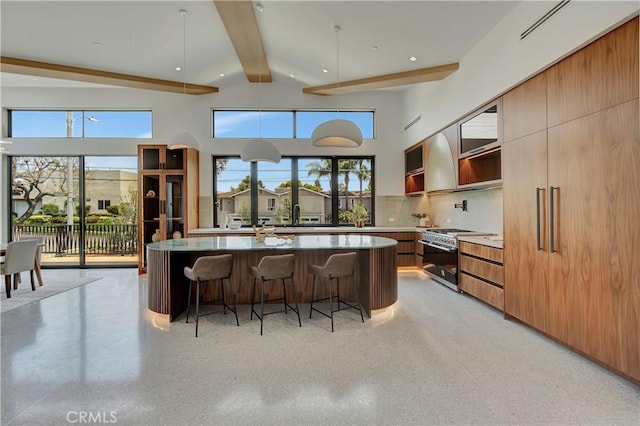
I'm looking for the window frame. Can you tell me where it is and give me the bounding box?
[212,108,375,139]
[6,108,153,139]
[212,155,375,228]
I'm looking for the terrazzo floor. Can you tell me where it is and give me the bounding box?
[1,268,638,425]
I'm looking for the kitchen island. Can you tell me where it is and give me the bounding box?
[189,226,420,267]
[147,235,398,321]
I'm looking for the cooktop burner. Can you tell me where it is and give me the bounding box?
[425,228,471,234]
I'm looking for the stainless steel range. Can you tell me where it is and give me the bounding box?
[419,228,492,291]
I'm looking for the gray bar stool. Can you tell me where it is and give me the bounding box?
[249,253,302,335]
[184,253,239,337]
[308,252,364,332]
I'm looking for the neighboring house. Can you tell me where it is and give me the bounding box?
[85,170,137,213]
[218,186,330,225]
[12,169,137,218]
[217,187,370,225]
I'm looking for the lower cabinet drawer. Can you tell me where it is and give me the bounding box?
[459,273,504,311]
[459,254,504,286]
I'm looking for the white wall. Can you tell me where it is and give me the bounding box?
[403,1,639,146]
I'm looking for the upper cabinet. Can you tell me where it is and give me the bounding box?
[139,145,186,171]
[457,99,502,187]
[404,142,426,195]
[458,99,501,159]
[546,18,638,127]
[502,73,547,143]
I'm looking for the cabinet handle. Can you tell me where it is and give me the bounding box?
[549,186,557,253]
[536,188,543,251]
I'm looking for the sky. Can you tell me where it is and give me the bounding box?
[10,109,373,191]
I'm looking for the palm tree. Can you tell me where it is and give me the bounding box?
[307,159,367,215]
[354,160,371,205]
[306,159,332,184]
[337,160,357,210]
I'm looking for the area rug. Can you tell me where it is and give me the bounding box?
[0,276,102,314]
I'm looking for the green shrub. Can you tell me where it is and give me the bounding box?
[85,215,100,224]
[97,216,115,225]
[50,215,67,224]
[24,214,52,225]
[338,210,352,223]
[41,203,60,215]
[106,205,121,215]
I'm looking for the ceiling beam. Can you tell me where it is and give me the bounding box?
[303,62,459,95]
[214,0,271,83]
[0,56,219,95]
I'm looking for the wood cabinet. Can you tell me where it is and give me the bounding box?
[459,241,504,311]
[502,72,547,142]
[546,18,638,128]
[457,99,502,188]
[368,232,418,267]
[546,101,639,375]
[138,145,199,273]
[503,17,639,384]
[503,130,550,333]
[404,142,425,194]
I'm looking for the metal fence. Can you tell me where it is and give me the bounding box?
[12,224,138,256]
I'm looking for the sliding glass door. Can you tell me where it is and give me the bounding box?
[10,156,81,267]
[84,156,138,265]
[9,155,138,267]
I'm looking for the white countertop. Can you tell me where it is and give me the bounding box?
[148,235,398,252]
[189,226,420,235]
[457,235,504,249]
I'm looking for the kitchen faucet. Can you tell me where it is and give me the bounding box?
[292,204,300,225]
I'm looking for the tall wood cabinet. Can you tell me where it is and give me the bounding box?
[138,145,199,273]
[503,18,639,383]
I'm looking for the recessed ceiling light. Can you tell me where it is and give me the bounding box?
[290,74,295,78]
[322,69,328,73]
[256,3,264,12]
[92,42,101,47]
[219,73,225,77]
[409,56,417,62]
[31,78,39,81]
[175,66,182,71]
[371,46,379,51]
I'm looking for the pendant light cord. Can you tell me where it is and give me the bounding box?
[181,9,187,96]
[257,4,263,138]
[335,25,340,119]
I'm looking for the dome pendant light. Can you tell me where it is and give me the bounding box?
[169,9,201,150]
[311,25,363,148]
[241,3,281,163]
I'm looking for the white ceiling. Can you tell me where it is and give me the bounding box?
[0,0,520,91]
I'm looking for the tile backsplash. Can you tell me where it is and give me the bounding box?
[375,195,429,227]
[427,187,503,234]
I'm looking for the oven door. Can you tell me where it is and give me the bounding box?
[419,240,458,290]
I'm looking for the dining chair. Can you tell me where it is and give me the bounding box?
[1,239,39,299]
